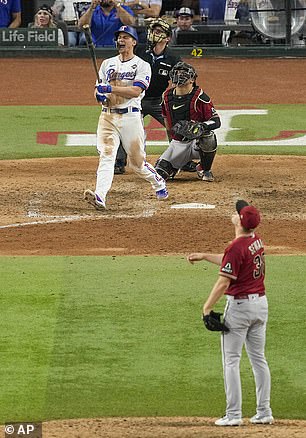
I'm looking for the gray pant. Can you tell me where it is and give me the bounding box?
[159,139,200,169]
[222,295,272,419]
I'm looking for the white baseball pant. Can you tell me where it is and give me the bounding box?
[95,110,165,202]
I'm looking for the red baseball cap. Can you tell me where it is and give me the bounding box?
[236,200,261,230]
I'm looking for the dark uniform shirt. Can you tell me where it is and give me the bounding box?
[170,93,194,125]
[136,45,181,98]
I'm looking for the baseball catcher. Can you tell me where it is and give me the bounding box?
[154,62,221,182]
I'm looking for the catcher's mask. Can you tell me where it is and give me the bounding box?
[147,18,172,48]
[169,61,197,86]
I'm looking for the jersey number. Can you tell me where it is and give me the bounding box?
[253,253,265,279]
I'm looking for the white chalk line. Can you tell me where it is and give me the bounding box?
[0,209,156,229]
[0,215,91,229]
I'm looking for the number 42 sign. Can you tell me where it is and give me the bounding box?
[191,47,203,57]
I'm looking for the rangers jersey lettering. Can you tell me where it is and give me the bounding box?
[98,55,151,110]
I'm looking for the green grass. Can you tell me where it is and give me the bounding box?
[1,105,306,160]
[1,255,305,422]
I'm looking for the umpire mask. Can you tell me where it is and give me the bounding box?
[169,61,197,86]
[147,18,172,48]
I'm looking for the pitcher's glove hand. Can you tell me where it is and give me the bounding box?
[172,120,206,140]
[203,311,229,332]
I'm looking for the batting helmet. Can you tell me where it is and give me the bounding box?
[147,18,172,47]
[169,62,197,86]
[114,25,138,42]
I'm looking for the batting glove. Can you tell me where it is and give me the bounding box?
[96,84,112,94]
[96,92,107,103]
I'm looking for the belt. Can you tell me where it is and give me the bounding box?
[102,107,139,114]
[228,292,265,300]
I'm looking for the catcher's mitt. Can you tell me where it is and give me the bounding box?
[203,311,229,332]
[172,120,206,140]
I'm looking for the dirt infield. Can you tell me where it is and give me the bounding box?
[0,154,305,256]
[41,417,306,438]
[0,58,305,436]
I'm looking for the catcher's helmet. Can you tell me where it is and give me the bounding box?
[147,18,172,47]
[169,61,197,86]
[114,25,138,42]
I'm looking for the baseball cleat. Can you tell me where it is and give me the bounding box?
[202,170,214,182]
[114,165,125,174]
[84,189,106,211]
[114,159,126,174]
[215,416,243,426]
[181,160,197,172]
[196,163,204,179]
[156,187,169,200]
[250,414,274,424]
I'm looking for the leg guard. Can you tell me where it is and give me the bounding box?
[197,131,218,153]
[154,159,178,181]
[198,149,216,182]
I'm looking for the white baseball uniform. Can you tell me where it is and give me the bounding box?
[94,54,166,203]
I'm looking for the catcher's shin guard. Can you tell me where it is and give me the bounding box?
[198,149,216,174]
[154,159,177,180]
[197,131,217,153]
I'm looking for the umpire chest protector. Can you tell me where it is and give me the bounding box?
[137,47,180,98]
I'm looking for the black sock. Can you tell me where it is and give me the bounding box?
[202,150,216,171]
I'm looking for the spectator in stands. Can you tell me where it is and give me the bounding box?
[78,0,135,47]
[124,0,162,43]
[31,4,65,46]
[170,7,197,45]
[0,0,21,28]
[52,0,87,46]
[160,0,200,20]
[124,0,161,20]
[235,0,250,23]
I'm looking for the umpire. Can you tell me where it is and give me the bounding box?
[115,18,196,174]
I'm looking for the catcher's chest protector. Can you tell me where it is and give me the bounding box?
[164,86,202,128]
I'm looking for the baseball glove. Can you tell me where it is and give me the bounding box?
[172,120,206,140]
[203,311,229,332]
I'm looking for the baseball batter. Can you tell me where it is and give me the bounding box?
[155,62,221,182]
[114,18,181,174]
[84,25,168,210]
[187,200,273,426]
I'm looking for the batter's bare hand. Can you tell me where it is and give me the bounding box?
[187,253,205,264]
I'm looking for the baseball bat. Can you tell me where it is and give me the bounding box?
[82,24,102,83]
